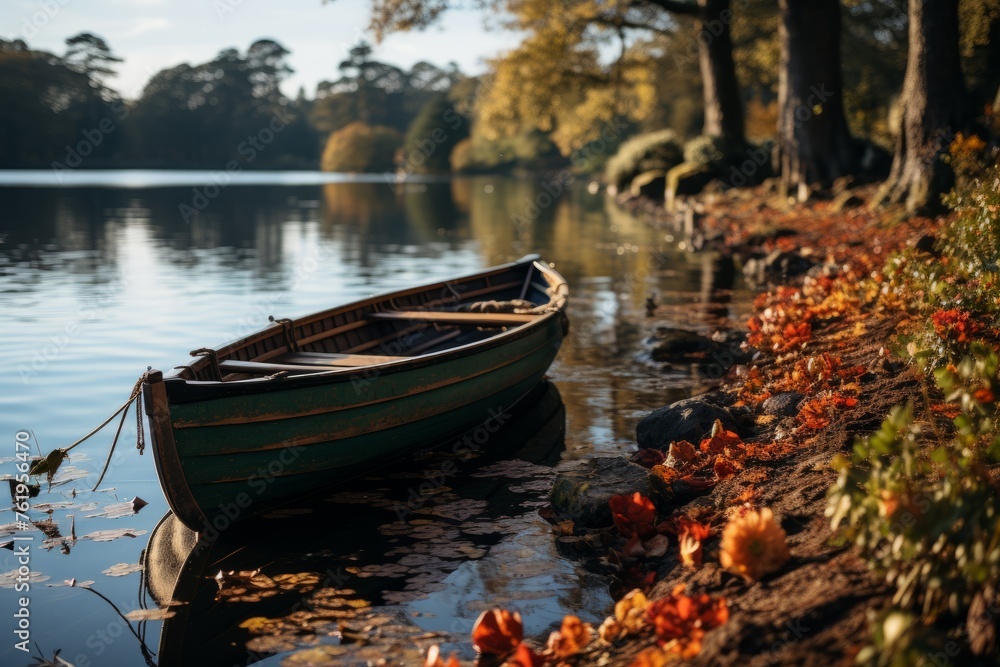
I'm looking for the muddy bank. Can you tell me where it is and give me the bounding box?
[534,184,947,666]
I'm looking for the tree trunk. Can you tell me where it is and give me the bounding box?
[879,0,966,213]
[697,0,744,142]
[775,0,855,200]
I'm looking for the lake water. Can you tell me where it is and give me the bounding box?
[0,172,747,666]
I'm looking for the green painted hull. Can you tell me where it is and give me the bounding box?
[142,257,568,531]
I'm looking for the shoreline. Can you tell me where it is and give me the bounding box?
[534,183,946,665]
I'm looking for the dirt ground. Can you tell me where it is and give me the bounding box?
[559,184,950,666]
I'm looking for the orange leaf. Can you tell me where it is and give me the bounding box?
[668,440,699,463]
[676,517,711,569]
[714,457,741,480]
[609,492,657,539]
[646,585,728,657]
[547,615,594,658]
[699,421,743,455]
[425,645,461,667]
[471,609,523,657]
[506,643,545,667]
[650,464,678,484]
[629,647,669,667]
[974,388,995,403]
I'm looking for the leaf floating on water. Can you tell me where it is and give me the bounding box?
[0,522,32,537]
[414,499,488,522]
[47,579,94,587]
[50,467,91,487]
[33,518,61,539]
[103,563,143,577]
[381,590,429,604]
[272,572,322,592]
[80,528,147,542]
[29,449,67,482]
[348,563,411,578]
[123,608,176,621]
[245,634,300,655]
[0,569,50,588]
[214,569,322,602]
[33,501,75,512]
[85,501,140,520]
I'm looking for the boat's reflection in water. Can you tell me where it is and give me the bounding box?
[141,381,568,665]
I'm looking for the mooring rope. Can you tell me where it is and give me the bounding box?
[90,372,148,491]
[40,372,150,491]
[269,315,299,352]
[190,347,222,380]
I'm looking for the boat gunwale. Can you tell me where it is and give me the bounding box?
[160,257,568,402]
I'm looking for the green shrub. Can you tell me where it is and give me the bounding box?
[828,138,1000,663]
[604,129,683,192]
[682,135,747,170]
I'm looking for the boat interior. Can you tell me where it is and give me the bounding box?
[169,259,566,383]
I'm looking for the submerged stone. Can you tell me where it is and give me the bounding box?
[549,458,653,528]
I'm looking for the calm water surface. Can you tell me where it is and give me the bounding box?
[0,173,747,666]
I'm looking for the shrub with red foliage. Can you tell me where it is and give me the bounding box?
[932,308,980,342]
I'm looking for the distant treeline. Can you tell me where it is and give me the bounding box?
[0,35,551,173]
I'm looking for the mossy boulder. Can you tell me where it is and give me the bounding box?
[665,161,714,209]
[629,170,667,200]
[549,458,653,528]
[605,130,683,193]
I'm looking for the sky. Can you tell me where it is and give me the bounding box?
[3,0,520,99]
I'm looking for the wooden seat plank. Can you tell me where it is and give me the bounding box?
[219,360,334,375]
[367,310,536,326]
[270,351,407,367]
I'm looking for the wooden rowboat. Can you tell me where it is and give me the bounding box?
[141,255,568,532]
[140,381,566,666]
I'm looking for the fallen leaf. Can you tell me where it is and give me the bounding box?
[547,614,594,658]
[102,563,143,577]
[124,608,175,621]
[471,608,522,657]
[79,528,147,542]
[506,643,545,667]
[609,492,657,538]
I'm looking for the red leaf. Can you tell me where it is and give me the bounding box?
[506,643,545,667]
[609,492,657,538]
[634,448,667,469]
[471,609,523,657]
[646,585,729,657]
[713,457,741,480]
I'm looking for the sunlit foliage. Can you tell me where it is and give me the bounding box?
[321,121,402,172]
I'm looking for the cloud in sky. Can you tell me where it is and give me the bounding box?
[122,17,171,38]
[1,0,520,99]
